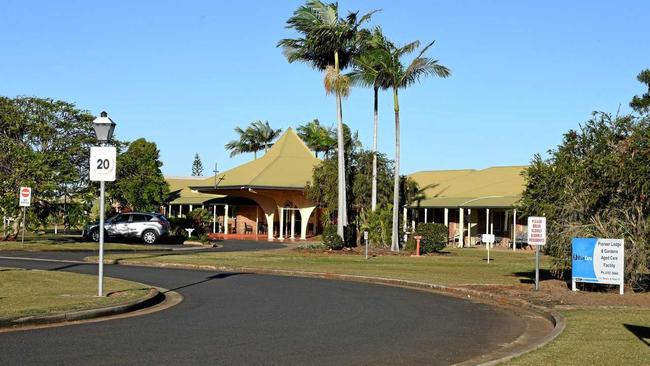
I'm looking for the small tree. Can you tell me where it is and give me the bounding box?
[630,69,650,115]
[191,153,204,176]
[407,223,447,253]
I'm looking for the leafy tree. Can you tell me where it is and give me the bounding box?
[279,0,378,240]
[225,120,282,159]
[365,38,450,251]
[191,153,204,176]
[520,111,650,290]
[0,96,97,238]
[110,138,169,212]
[297,119,336,158]
[630,69,650,115]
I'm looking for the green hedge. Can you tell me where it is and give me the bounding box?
[322,225,344,250]
[406,223,448,253]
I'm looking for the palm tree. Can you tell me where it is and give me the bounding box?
[297,119,337,158]
[279,0,378,239]
[225,121,282,159]
[348,27,390,212]
[369,40,450,251]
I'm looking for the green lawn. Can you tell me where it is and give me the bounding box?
[0,238,165,252]
[0,268,152,319]
[103,247,547,285]
[507,309,650,365]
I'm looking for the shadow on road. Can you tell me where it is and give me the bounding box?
[165,272,250,293]
[624,324,650,348]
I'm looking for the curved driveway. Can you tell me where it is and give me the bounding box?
[0,256,526,365]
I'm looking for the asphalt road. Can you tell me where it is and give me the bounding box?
[0,256,526,365]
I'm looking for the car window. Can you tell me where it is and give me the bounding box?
[113,214,130,223]
[132,214,150,222]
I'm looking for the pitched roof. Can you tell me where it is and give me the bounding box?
[408,166,527,208]
[165,176,223,205]
[193,128,319,191]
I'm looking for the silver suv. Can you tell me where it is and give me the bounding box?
[86,212,170,244]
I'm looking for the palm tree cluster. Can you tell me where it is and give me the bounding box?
[297,119,337,158]
[280,0,450,251]
[225,120,282,159]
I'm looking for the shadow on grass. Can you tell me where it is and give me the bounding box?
[166,272,250,293]
[624,324,650,348]
[512,269,554,284]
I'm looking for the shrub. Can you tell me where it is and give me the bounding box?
[409,223,448,254]
[167,217,194,236]
[322,225,344,250]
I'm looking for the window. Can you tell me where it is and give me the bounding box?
[113,214,130,223]
[132,214,151,222]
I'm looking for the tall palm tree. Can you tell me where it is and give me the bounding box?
[279,0,378,239]
[297,119,336,158]
[225,121,282,159]
[348,27,391,212]
[369,40,450,251]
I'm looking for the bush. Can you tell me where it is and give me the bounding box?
[188,208,211,235]
[408,223,448,254]
[167,217,194,236]
[322,225,344,250]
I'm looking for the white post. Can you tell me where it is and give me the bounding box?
[444,208,449,227]
[265,212,274,241]
[290,209,296,239]
[458,208,464,248]
[411,208,415,231]
[485,208,489,235]
[424,208,428,223]
[212,205,216,233]
[402,207,407,232]
[201,204,204,209]
[279,207,284,240]
[466,208,472,246]
[504,210,509,231]
[299,207,315,240]
[179,205,183,218]
[168,204,172,217]
[224,204,229,234]
[98,180,105,297]
[189,204,193,212]
[256,206,259,237]
[512,209,517,251]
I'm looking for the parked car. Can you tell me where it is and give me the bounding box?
[85,212,170,244]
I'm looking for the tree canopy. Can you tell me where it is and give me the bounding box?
[225,120,282,159]
[630,69,650,115]
[296,119,336,158]
[192,153,204,176]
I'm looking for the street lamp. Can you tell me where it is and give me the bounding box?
[92,111,116,297]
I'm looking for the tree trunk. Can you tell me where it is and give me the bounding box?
[391,87,400,252]
[371,85,379,212]
[335,51,347,240]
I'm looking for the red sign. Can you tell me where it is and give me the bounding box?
[20,187,30,197]
[19,186,31,207]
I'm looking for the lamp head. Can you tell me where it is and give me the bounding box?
[92,111,116,143]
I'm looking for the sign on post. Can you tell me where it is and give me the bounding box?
[19,187,31,207]
[90,146,117,182]
[527,216,546,245]
[482,234,495,263]
[572,238,624,294]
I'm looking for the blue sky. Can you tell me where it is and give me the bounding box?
[2,1,648,176]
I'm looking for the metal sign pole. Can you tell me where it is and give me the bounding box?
[98,180,105,297]
[21,206,26,249]
[364,231,369,260]
[487,238,490,264]
[535,245,540,291]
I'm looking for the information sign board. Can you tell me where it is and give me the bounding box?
[90,146,116,182]
[19,187,31,207]
[527,216,546,245]
[572,238,624,293]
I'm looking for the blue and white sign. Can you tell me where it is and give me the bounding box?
[572,238,624,293]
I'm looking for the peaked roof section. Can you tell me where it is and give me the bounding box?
[408,166,527,208]
[166,176,223,205]
[193,128,319,191]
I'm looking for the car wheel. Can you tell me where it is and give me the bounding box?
[91,229,100,242]
[142,230,158,244]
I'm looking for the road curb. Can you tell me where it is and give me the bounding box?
[0,287,164,329]
[100,259,565,364]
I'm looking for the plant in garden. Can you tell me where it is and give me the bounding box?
[187,208,211,235]
[322,225,344,250]
[407,223,447,253]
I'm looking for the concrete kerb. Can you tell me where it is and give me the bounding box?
[95,258,565,365]
[0,287,164,330]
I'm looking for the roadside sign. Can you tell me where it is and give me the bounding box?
[19,187,31,207]
[90,146,117,182]
[481,234,495,244]
[527,216,546,245]
[572,238,624,294]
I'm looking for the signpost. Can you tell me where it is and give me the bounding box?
[527,216,546,290]
[572,238,624,295]
[481,233,495,263]
[363,231,369,260]
[19,187,31,248]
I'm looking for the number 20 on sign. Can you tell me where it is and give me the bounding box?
[90,146,116,182]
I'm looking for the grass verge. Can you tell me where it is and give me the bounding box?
[0,239,165,252]
[0,267,151,319]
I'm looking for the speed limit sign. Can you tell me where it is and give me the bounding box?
[90,146,117,182]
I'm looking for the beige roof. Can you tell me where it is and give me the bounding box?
[408,166,527,208]
[192,128,319,191]
[166,176,223,205]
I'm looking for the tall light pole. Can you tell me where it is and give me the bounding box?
[91,111,116,297]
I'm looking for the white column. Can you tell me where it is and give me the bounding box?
[179,205,183,218]
[212,205,217,233]
[265,212,274,241]
[411,209,416,231]
[279,207,284,240]
[466,208,472,246]
[424,208,428,223]
[299,207,316,240]
[168,204,171,217]
[504,210,509,231]
[490,210,494,235]
[512,209,517,251]
[201,204,204,209]
[444,208,449,226]
[402,207,407,232]
[224,204,229,234]
[290,209,296,239]
[255,206,259,237]
[189,204,193,212]
[485,208,490,234]
[458,208,464,248]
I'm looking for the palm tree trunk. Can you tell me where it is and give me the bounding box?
[391,87,400,252]
[371,85,379,212]
[335,51,347,239]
